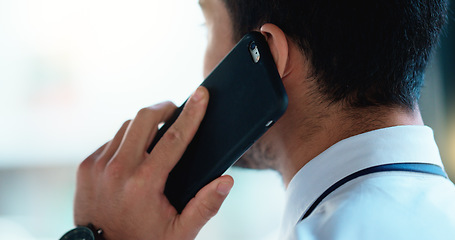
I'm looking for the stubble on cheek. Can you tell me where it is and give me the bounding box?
[233,140,279,170]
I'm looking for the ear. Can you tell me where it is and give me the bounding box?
[260,24,289,78]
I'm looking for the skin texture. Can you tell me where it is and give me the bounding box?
[199,0,424,185]
[74,0,425,238]
[74,87,234,239]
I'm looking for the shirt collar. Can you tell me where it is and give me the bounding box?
[280,125,444,236]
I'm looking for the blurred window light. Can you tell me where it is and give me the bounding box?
[0,1,286,240]
[0,0,207,167]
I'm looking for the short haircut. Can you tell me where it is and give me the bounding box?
[222,0,449,109]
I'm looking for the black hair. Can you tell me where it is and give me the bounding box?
[222,0,449,109]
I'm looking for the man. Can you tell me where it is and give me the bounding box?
[67,0,455,239]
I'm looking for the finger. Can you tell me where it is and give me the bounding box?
[77,141,109,179]
[123,101,177,154]
[110,101,177,170]
[94,120,131,170]
[145,87,209,178]
[176,175,234,237]
[75,140,112,198]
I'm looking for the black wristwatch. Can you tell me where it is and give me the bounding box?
[60,224,105,240]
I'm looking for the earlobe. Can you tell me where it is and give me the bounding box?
[260,24,289,78]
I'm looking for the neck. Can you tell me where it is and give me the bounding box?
[274,98,424,187]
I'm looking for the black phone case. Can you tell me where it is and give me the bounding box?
[147,32,288,213]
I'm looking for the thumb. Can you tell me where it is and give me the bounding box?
[177,175,234,237]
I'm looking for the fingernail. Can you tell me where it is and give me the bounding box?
[191,87,204,102]
[216,182,233,196]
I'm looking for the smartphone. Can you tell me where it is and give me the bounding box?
[147,31,288,213]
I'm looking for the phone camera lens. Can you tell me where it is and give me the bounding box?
[249,41,260,63]
[250,42,256,50]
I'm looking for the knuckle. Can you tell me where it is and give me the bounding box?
[132,165,152,181]
[94,157,107,172]
[198,199,219,220]
[150,101,176,112]
[105,158,126,180]
[122,119,132,128]
[163,126,186,143]
[77,157,95,180]
[137,107,154,119]
[78,157,95,173]
[163,100,177,109]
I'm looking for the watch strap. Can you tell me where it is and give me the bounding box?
[60,224,105,240]
[85,223,105,240]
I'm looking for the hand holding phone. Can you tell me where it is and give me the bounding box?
[148,32,288,213]
[74,90,234,240]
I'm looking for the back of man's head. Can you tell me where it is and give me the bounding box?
[222,0,449,109]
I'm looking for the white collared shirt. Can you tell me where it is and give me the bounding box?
[281,126,455,240]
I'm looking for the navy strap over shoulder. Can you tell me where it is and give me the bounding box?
[299,163,448,222]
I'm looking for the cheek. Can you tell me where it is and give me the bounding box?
[202,31,235,79]
[203,43,217,79]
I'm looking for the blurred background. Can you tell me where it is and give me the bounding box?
[0,0,453,239]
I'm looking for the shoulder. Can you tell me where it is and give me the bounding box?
[294,172,455,240]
